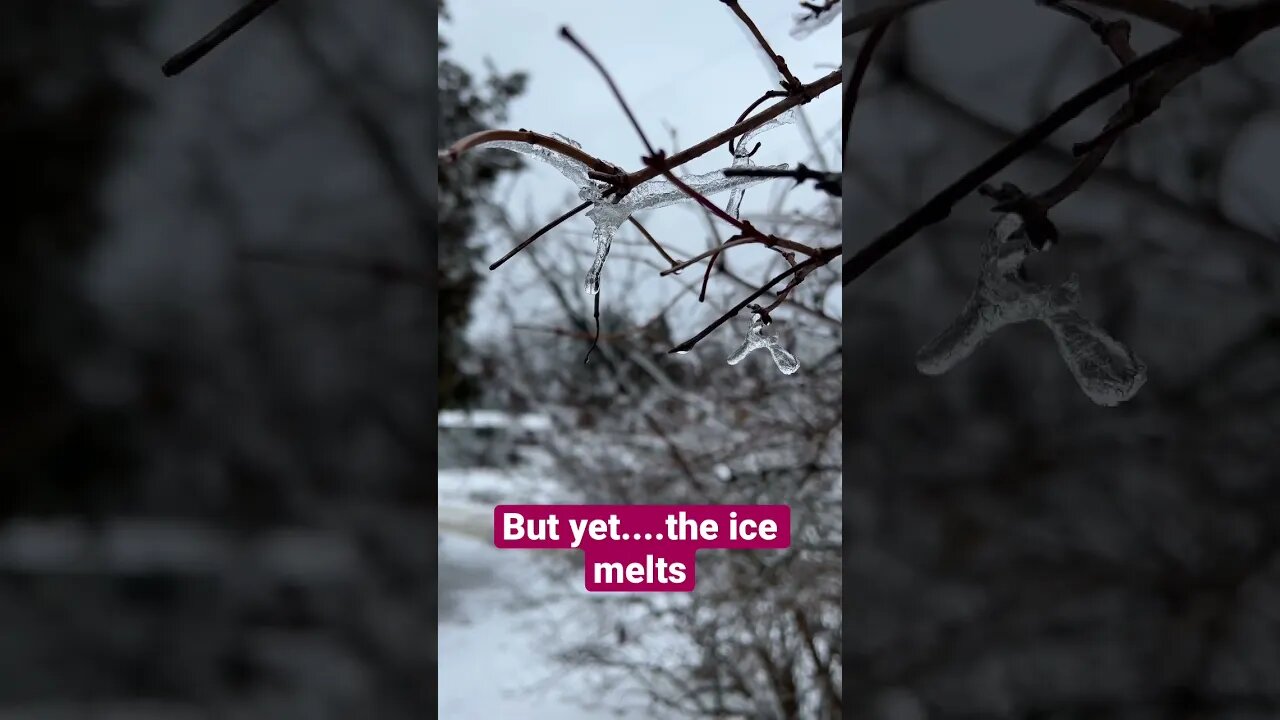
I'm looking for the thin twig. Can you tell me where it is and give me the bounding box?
[699,252,719,303]
[727,91,787,155]
[1029,0,1137,207]
[724,165,841,196]
[625,70,840,188]
[628,217,681,268]
[560,26,658,158]
[585,290,601,364]
[489,201,591,270]
[441,129,621,176]
[669,246,840,354]
[721,0,803,92]
[162,0,283,76]
[843,17,893,152]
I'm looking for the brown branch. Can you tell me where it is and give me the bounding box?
[1028,0,1137,207]
[559,26,657,157]
[661,235,817,277]
[440,129,621,176]
[721,0,803,92]
[699,254,719,302]
[624,70,840,188]
[486,20,844,354]
[627,217,681,268]
[727,90,787,155]
[670,245,840,354]
[439,71,840,199]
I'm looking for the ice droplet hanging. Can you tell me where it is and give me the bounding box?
[915,212,1146,406]
[727,314,800,375]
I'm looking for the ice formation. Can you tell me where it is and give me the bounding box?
[727,314,800,375]
[791,2,842,40]
[725,110,797,219]
[916,213,1146,406]
[481,135,787,295]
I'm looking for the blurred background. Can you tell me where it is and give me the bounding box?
[2,1,432,717]
[843,0,1280,718]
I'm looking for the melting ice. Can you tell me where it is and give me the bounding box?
[727,314,800,375]
[726,110,797,219]
[915,213,1146,406]
[480,136,788,295]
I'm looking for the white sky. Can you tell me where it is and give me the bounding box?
[441,0,843,345]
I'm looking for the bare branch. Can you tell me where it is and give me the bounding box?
[162,0,283,76]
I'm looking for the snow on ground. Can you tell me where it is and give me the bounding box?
[438,467,661,719]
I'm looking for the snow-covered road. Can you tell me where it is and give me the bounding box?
[437,468,651,719]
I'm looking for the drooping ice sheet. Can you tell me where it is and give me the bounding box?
[479,135,788,295]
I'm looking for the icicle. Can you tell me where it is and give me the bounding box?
[727,314,800,375]
[916,212,1147,406]
[582,208,624,295]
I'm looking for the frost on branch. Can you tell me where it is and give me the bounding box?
[791,1,842,40]
[727,313,800,375]
[726,110,797,218]
[916,213,1146,406]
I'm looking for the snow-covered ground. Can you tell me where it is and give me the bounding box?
[438,467,658,719]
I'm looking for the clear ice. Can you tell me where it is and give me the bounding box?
[916,213,1146,406]
[727,314,800,375]
[481,137,788,295]
[791,2,842,40]
[726,110,796,219]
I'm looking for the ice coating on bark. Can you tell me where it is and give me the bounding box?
[916,213,1147,406]
[791,3,842,39]
[484,140,593,189]
[916,213,1051,374]
[726,110,797,218]
[727,315,800,375]
[1041,278,1148,406]
[479,135,786,295]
